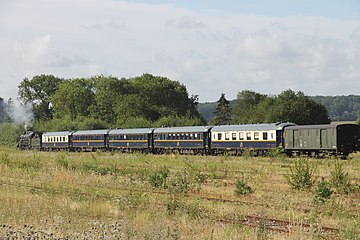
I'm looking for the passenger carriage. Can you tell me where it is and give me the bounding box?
[42,131,72,151]
[153,126,212,154]
[210,123,296,155]
[71,129,110,151]
[108,128,154,152]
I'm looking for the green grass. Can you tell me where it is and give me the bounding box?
[0,146,359,239]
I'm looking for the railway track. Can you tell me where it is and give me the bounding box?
[217,215,341,238]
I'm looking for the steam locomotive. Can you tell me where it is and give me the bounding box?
[17,123,360,157]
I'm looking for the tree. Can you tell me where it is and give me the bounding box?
[0,97,9,123]
[126,73,204,124]
[233,90,267,124]
[51,78,95,120]
[89,75,129,124]
[211,93,232,125]
[273,89,330,124]
[18,74,63,121]
[233,89,330,125]
[356,117,360,125]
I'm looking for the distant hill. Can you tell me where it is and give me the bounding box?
[197,95,360,123]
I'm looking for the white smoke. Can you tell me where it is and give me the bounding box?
[6,101,34,129]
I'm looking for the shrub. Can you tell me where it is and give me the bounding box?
[56,154,72,170]
[0,123,24,147]
[166,195,182,216]
[313,178,333,204]
[329,160,353,194]
[148,166,170,189]
[234,178,254,195]
[285,159,315,190]
[168,171,190,194]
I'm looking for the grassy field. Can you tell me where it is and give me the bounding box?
[0,147,359,239]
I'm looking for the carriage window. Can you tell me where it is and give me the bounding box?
[232,133,237,140]
[254,132,259,140]
[218,133,222,140]
[195,134,198,139]
[271,133,274,139]
[263,132,268,140]
[225,133,229,140]
[239,132,244,140]
[246,132,251,140]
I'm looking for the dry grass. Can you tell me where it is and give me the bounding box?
[0,147,359,239]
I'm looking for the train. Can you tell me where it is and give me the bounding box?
[17,122,360,157]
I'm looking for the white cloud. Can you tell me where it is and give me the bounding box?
[0,0,359,102]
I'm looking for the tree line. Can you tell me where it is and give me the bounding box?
[210,90,332,125]
[310,95,360,121]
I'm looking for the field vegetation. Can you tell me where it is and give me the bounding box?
[0,147,359,239]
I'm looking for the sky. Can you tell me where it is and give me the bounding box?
[0,0,359,102]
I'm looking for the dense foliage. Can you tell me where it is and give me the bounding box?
[17,74,204,131]
[0,124,24,147]
[18,75,63,121]
[233,89,330,125]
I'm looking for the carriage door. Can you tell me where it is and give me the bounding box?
[320,129,328,149]
[293,130,300,149]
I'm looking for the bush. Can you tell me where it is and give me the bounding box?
[329,160,353,194]
[313,178,333,204]
[168,171,190,194]
[234,178,254,195]
[285,159,315,190]
[0,123,24,147]
[148,166,170,189]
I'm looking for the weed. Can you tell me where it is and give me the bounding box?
[80,162,112,175]
[342,219,360,240]
[56,154,72,170]
[184,200,205,220]
[168,169,191,194]
[0,153,11,166]
[234,178,254,195]
[313,178,333,204]
[117,190,144,210]
[20,154,44,171]
[166,195,182,216]
[329,160,353,194]
[256,219,269,240]
[285,159,315,190]
[268,145,285,158]
[148,166,170,189]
